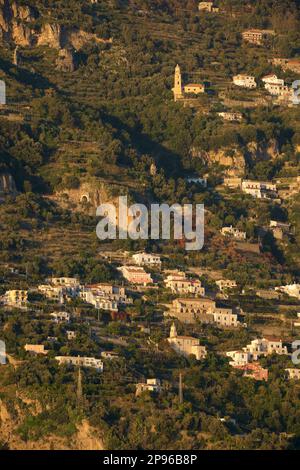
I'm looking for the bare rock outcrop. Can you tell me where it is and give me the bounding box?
[191,147,246,177]
[0,0,35,44]
[12,20,32,46]
[245,139,280,164]
[191,139,281,177]
[37,23,62,49]
[66,28,112,50]
[56,47,76,72]
[0,1,113,54]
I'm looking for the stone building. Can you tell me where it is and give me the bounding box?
[167,323,207,360]
[165,298,239,327]
[172,65,205,102]
[164,272,205,296]
[233,75,257,89]
[2,290,28,309]
[136,379,162,396]
[118,266,153,285]
[242,29,275,46]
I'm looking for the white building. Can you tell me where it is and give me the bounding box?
[185,176,208,187]
[24,344,48,355]
[50,311,70,323]
[80,283,131,308]
[80,289,119,311]
[243,337,288,360]
[198,1,219,13]
[216,279,237,292]
[101,351,120,360]
[2,290,28,309]
[118,266,153,285]
[264,82,290,96]
[66,330,77,340]
[242,180,278,199]
[39,277,80,302]
[132,253,161,268]
[211,310,239,327]
[55,356,104,372]
[242,29,275,46]
[275,284,300,300]
[218,112,243,122]
[233,75,257,89]
[226,350,251,367]
[38,284,66,303]
[164,272,205,296]
[285,369,300,380]
[221,226,246,241]
[262,74,284,85]
[227,337,287,366]
[167,323,207,360]
[166,298,240,328]
[136,378,162,396]
[50,277,79,286]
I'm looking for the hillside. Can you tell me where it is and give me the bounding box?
[1,0,300,451]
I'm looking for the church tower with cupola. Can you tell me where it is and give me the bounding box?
[172,64,183,102]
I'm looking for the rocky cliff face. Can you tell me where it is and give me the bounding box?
[0,0,112,51]
[192,139,280,177]
[0,0,35,45]
[36,23,61,49]
[0,397,104,450]
[56,47,76,72]
[53,180,120,215]
[191,147,246,177]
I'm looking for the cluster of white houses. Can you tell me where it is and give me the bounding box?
[37,277,133,312]
[233,72,294,103]
[227,337,288,381]
[80,283,132,312]
[242,180,278,199]
[227,337,288,367]
[224,178,279,199]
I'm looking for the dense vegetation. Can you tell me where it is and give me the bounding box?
[0,0,300,450]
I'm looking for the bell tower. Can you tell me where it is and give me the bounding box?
[170,322,177,338]
[172,64,183,102]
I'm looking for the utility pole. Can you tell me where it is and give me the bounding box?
[179,373,183,404]
[76,366,83,408]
